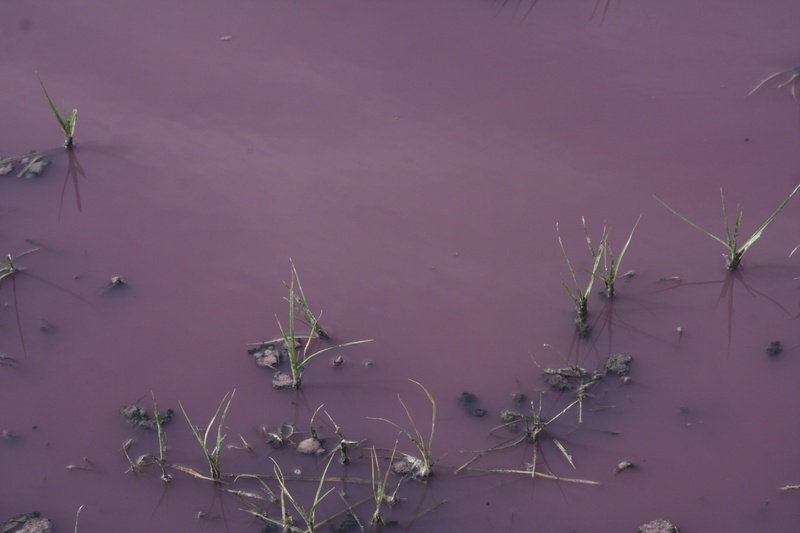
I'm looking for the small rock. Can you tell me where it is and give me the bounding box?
[639,518,679,533]
[0,162,14,175]
[458,392,487,417]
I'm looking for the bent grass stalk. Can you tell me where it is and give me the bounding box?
[748,66,800,101]
[655,184,800,270]
[0,249,39,285]
[178,390,235,482]
[37,73,77,148]
[371,379,436,480]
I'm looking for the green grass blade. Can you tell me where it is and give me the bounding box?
[409,379,436,453]
[37,73,68,131]
[614,214,642,270]
[654,195,730,247]
[738,183,800,253]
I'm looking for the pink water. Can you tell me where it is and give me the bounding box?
[3,1,800,531]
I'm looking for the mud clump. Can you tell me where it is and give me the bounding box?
[639,518,679,533]
[120,404,174,430]
[3,512,52,533]
[296,437,325,456]
[458,392,487,417]
[605,353,633,375]
[271,371,294,389]
[249,343,283,369]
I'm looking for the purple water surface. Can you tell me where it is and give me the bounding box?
[3,1,800,531]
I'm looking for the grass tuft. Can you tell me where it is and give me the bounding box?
[178,390,235,482]
[655,184,800,270]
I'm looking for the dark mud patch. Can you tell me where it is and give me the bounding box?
[458,392,487,417]
[120,404,173,430]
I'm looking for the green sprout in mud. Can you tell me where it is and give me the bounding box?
[557,221,604,334]
[655,184,800,270]
[371,379,437,481]
[274,268,372,389]
[370,443,402,526]
[38,73,77,148]
[590,215,641,298]
[177,390,235,482]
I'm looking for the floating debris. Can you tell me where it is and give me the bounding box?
[614,460,635,473]
[0,162,13,175]
[17,155,50,179]
[639,518,679,533]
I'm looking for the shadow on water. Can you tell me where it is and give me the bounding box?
[59,148,87,217]
[653,269,793,351]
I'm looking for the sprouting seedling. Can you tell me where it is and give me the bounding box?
[37,73,77,148]
[655,184,800,270]
[593,215,642,298]
[748,65,800,101]
[557,221,604,327]
[275,276,372,389]
[178,390,235,482]
[370,379,436,480]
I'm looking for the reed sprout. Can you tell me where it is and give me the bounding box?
[557,221,604,333]
[37,73,77,148]
[178,390,235,482]
[592,215,641,298]
[655,184,800,270]
[371,379,436,480]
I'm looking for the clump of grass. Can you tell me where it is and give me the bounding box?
[177,390,235,482]
[272,267,372,389]
[371,379,436,480]
[37,73,77,149]
[593,215,641,298]
[557,221,604,334]
[655,185,800,270]
[151,392,172,482]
